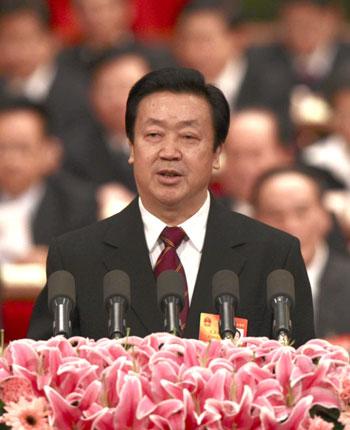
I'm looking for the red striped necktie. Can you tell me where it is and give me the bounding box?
[154,226,189,329]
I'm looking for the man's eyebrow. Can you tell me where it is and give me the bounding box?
[143,118,201,127]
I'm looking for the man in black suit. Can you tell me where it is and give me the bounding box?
[28,67,314,345]
[0,100,97,264]
[252,165,350,339]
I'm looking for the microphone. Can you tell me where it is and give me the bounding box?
[266,269,295,345]
[157,270,184,337]
[48,270,76,338]
[103,270,131,339]
[212,270,240,340]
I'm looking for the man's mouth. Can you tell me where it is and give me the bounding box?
[158,169,182,177]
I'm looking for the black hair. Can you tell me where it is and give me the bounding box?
[125,67,230,151]
[0,0,51,27]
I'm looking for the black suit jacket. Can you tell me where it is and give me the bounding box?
[240,42,350,138]
[62,125,136,192]
[316,248,350,338]
[28,197,315,346]
[31,173,97,246]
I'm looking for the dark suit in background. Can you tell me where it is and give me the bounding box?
[28,197,314,347]
[315,248,350,339]
[32,173,98,246]
[241,42,350,136]
[62,125,136,192]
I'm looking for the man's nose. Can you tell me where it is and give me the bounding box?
[159,136,181,159]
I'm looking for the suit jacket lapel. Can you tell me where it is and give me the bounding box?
[184,198,248,338]
[102,199,163,334]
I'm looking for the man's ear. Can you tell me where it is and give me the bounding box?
[42,137,63,175]
[212,145,222,170]
[128,141,134,164]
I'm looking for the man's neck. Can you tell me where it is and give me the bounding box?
[140,193,210,226]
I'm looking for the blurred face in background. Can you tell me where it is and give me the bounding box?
[220,111,290,202]
[254,172,330,265]
[174,10,234,82]
[0,110,60,197]
[74,0,132,49]
[280,2,327,56]
[0,11,55,79]
[332,89,350,146]
[90,54,150,134]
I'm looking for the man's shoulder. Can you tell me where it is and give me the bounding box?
[211,198,298,246]
[54,199,139,248]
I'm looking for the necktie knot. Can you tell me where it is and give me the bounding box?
[160,226,186,249]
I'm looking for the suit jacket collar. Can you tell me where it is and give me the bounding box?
[102,197,249,338]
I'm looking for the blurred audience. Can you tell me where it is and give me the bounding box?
[244,0,350,143]
[218,109,292,215]
[63,50,150,218]
[0,100,97,264]
[252,166,350,338]
[0,0,93,152]
[173,0,257,111]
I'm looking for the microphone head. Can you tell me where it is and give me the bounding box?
[103,270,131,306]
[266,269,295,308]
[157,270,185,311]
[212,270,240,306]
[48,270,76,310]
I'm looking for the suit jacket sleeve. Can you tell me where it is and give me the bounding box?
[284,238,315,347]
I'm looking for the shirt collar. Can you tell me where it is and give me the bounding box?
[138,192,211,253]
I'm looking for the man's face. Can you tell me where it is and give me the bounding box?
[0,12,51,78]
[90,56,149,134]
[281,3,325,56]
[221,113,289,201]
[75,0,130,46]
[255,173,330,265]
[174,11,233,81]
[0,111,51,197]
[129,91,220,220]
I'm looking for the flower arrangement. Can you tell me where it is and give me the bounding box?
[0,334,349,429]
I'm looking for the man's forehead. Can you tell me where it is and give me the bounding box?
[136,91,211,119]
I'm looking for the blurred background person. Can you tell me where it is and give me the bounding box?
[173,0,258,111]
[252,166,350,339]
[302,79,350,239]
[63,49,151,218]
[303,79,350,190]
[0,99,97,265]
[217,108,292,215]
[58,0,175,77]
[0,0,93,154]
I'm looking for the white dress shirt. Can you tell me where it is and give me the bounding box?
[306,241,329,322]
[139,193,210,303]
[214,57,247,108]
[302,135,350,190]
[0,183,45,262]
